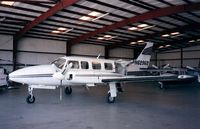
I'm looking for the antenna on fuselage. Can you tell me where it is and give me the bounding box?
[97,53,101,59]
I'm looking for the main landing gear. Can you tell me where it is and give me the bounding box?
[107,92,115,103]
[107,83,119,103]
[65,86,72,95]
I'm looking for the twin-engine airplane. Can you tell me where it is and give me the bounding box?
[9,42,197,103]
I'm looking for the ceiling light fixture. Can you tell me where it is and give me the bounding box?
[128,24,155,31]
[52,30,60,34]
[171,32,180,35]
[189,40,195,43]
[162,34,170,37]
[88,11,102,17]
[137,40,144,43]
[97,37,104,40]
[159,46,164,49]
[130,42,137,45]
[138,24,148,28]
[165,44,171,47]
[104,35,111,38]
[57,27,67,31]
[79,16,92,21]
[1,1,15,6]
[128,27,138,31]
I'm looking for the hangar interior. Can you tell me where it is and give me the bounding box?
[0,0,200,129]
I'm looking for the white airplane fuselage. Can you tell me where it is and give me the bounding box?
[9,57,123,86]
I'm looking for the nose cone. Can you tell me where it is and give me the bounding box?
[9,65,55,84]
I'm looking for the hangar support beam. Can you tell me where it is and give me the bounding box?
[66,42,72,56]
[13,37,18,71]
[105,46,110,59]
[68,3,200,45]
[15,0,80,39]
[181,48,183,68]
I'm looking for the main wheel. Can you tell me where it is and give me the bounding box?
[26,95,35,104]
[107,93,115,103]
[65,87,72,95]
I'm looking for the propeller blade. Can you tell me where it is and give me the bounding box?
[186,66,196,71]
[163,64,170,69]
[152,64,158,69]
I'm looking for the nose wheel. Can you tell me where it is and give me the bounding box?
[26,95,35,103]
[26,86,35,104]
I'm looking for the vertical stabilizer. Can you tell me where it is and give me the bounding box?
[126,42,153,72]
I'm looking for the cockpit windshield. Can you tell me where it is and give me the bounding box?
[51,58,66,69]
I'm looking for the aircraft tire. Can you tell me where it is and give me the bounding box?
[65,87,72,95]
[26,95,35,104]
[107,93,115,103]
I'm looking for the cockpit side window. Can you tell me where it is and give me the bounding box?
[68,60,79,69]
[52,58,66,69]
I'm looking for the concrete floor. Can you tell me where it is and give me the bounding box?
[0,82,200,129]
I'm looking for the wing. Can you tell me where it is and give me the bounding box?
[102,74,179,83]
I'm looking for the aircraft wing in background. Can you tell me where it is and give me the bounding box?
[102,74,195,83]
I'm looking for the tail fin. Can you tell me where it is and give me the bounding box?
[127,42,153,72]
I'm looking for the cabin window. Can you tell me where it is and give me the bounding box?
[104,63,113,70]
[92,62,101,70]
[81,61,89,69]
[68,60,79,69]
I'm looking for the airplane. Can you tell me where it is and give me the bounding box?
[9,42,198,104]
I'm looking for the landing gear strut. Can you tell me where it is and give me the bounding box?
[65,86,72,95]
[107,83,117,103]
[26,87,35,104]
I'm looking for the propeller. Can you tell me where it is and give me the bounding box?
[163,64,170,69]
[186,66,200,83]
[152,64,158,69]
[186,66,196,71]
[52,62,73,80]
